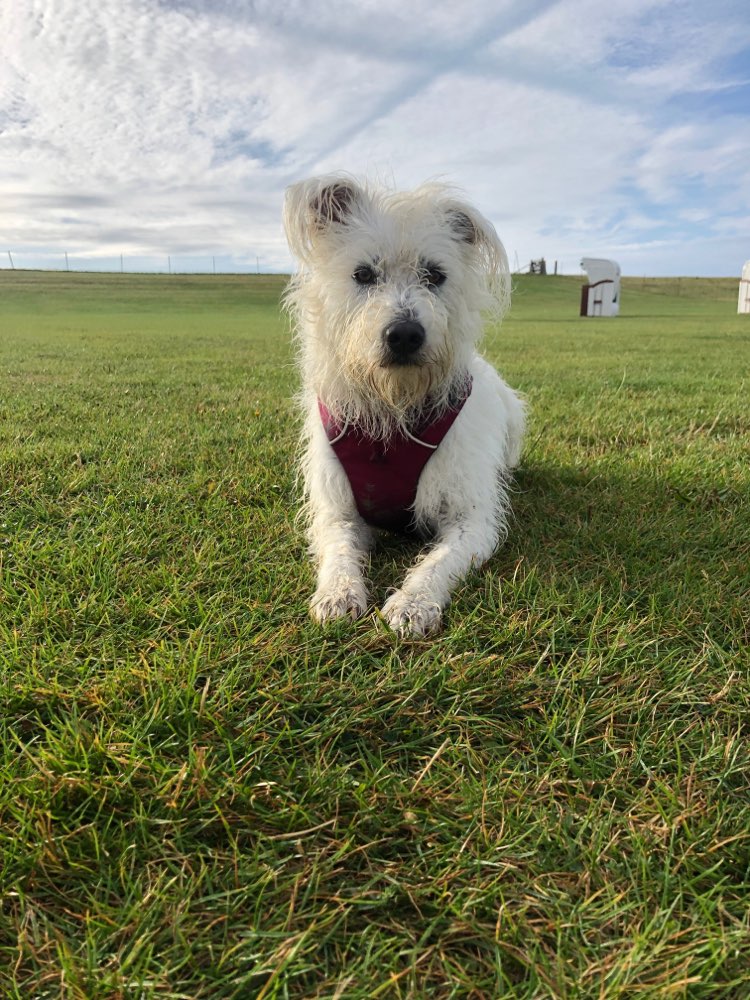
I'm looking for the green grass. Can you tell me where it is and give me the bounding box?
[1,270,748,998]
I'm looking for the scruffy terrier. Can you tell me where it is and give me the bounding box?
[283,175,525,636]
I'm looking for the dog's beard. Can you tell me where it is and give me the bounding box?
[344,347,455,424]
[364,360,443,410]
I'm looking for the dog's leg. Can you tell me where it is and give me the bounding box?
[305,458,374,622]
[301,417,374,623]
[381,517,497,636]
[309,514,372,623]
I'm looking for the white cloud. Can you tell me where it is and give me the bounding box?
[635,121,750,208]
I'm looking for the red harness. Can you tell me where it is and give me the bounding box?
[319,381,472,531]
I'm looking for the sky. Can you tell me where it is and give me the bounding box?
[1,0,749,276]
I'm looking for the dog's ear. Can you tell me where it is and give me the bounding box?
[445,200,511,317]
[310,182,358,228]
[283,175,364,263]
[447,210,480,245]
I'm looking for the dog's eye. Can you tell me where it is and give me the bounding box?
[424,266,446,289]
[352,265,377,286]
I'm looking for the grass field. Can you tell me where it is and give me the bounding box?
[1,270,748,998]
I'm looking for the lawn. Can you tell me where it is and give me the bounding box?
[1,270,748,998]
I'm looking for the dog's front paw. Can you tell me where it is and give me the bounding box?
[381,592,442,637]
[310,582,368,624]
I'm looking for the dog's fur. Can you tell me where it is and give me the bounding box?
[283,174,525,636]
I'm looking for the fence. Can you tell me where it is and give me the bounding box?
[2,251,274,274]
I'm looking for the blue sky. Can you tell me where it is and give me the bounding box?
[1,0,748,275]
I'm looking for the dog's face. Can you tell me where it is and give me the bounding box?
[284,176,509,417]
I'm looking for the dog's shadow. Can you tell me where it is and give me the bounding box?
[368,459,745,632]
[503,460,744,625]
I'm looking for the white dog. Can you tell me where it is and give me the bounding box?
[283,175,525,637]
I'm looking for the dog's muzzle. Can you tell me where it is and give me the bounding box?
[383,319,425,365]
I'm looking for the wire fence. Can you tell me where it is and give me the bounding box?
[1,251,274,274]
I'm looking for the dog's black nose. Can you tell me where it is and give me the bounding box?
[384,320,425,361]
